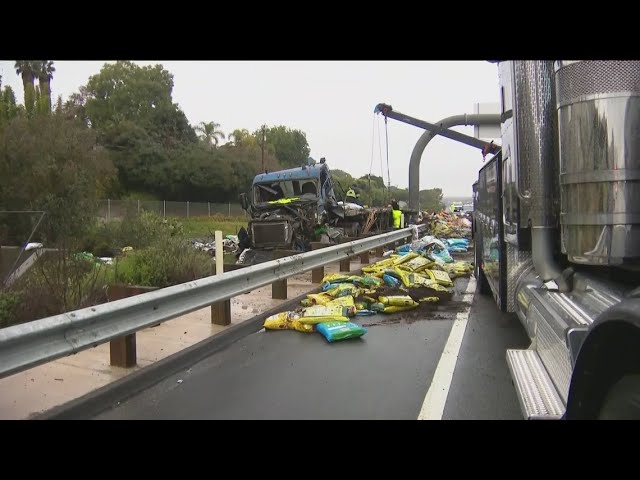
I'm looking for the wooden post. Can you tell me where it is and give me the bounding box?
[272,250,297,299]
[110,334,137,368]
[211,231,232,326]
[310,242,329,283]
[357,233,374,265]
[339,238,351,272]
[106,285,157,368]
[210,263,248,325]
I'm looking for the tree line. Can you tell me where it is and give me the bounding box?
[0,60,443,246]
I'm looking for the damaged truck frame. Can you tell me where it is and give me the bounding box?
[237,158,392,265]
[474,60,640,419]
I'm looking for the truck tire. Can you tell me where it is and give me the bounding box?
[597,374,640,420]
[474,244,491,295]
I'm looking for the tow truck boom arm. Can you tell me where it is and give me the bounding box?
[374,103,501,156]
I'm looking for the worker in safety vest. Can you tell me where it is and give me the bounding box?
[345,186,360,205]
[391,200,402,230]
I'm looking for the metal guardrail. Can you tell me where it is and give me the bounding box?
[0,226,423,379]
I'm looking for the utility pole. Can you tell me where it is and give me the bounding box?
[260,125,266,171]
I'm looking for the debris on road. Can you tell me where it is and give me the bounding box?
[263,224,475,343]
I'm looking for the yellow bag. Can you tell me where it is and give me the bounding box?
[390,267,413,287]
[264,311,300,330]
[424,269,454,287]
[326,296,355,308]
[392,252,418,266]
[418,297,440,303]
[291,320,317,333]
[326,283,360,298]
[298,315,350,325]
[303,305,349,318]
[408,273,439,288]
[306,293,333,305]
[321,273,351,284]
[363,259,393,273]
[399,255,430,272]
[378,295,419,307]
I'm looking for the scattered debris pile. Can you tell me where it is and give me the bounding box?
[263,233,474,343]
[423,211,473,239]
[192,235,239,257]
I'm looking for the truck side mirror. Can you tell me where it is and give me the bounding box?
[239,193,249,211]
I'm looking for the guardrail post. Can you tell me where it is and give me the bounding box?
[374,245,385,258]
[339,239,351,272]
[110,334,137,369]
[210,263,248,326]
[106,285,159,368]
[357,234,375,264]
[310,242,329,283]
[272,250,297,299]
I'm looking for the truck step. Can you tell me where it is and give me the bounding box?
[506,349,565,420]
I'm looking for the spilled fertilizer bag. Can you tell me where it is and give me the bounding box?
[393,252,418,266]
[303,305,355,318]
[298,305,353,325]
[378,295,419,307]
[398,255,432,272]
[383,273,401,287]
[326,296,355,308]
[424,269,454,287]
[418,297,440,303]
[317,321,368,343]
[306,293,333,305]
[321,273,351,284]
[371,302,419,313]
[263,312,316,333]
[322,282,342,292]
[353,275,381,287]
[326,283,360,298]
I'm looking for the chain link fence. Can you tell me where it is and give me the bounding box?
[97,200,245,220]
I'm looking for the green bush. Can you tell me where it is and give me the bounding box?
[114,236,212,288]
[0,290,23,329]
[1,251,112,327]
[81,211,184,256]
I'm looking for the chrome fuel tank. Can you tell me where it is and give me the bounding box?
[555,60,640,269]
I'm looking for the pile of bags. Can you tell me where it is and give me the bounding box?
[263,240,474,343]
[424,211,473,239]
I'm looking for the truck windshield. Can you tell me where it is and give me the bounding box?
[254,179,318,203]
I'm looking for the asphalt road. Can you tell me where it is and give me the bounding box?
[95,276,530,420]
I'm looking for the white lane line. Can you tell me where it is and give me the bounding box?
[418,277,476,420]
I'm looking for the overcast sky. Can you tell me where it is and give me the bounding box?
[0,60,500,197]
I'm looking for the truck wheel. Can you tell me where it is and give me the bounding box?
[597,374,640,420]
[474,245,491,295]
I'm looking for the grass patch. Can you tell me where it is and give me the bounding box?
[177,215,247,239]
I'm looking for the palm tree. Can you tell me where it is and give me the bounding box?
[196,121,225,151]
[14,61,39,116]
[227,128,253,147]
[36,60,55,113]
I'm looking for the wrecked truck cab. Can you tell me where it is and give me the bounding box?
[237,158,392,265]
[237,160,337,264]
